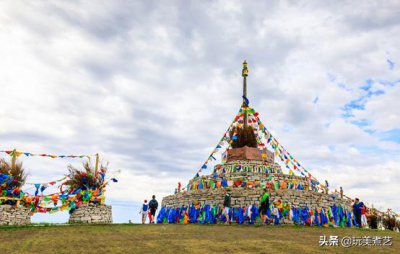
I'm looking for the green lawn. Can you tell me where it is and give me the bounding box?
[0,224,399,254]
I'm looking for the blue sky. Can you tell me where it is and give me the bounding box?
[0,1,399,223]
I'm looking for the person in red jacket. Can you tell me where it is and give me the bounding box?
[361,205,368,227]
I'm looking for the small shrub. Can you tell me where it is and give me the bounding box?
[382,216,397,230]
[368,214,377,229]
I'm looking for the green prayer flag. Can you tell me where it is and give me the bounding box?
[209,179,215,189]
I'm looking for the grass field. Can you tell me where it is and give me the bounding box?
[0,224,399,254]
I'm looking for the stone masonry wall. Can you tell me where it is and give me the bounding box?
[187,172,311,193]
[69,203,112,224]
[164,172,352,213]
[163,188,352,212]
[0,205,31,226]
[214,160,281,174]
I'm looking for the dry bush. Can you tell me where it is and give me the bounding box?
[229,126,258,148]
[64,161,107,190]
[0,158,27,189]
[382,216,397,230]
[368,214,378,229]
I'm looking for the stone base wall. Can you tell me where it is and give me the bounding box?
[187,172,313,193]
[214,160,281,174]
[0,205,31,226]
[162,188,352,212]
[69,204,112,224]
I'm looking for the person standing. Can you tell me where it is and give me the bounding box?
[361,205,368,228]
[149,195,158,224]
[140,199,149,224]
[223,189,232,224]
[259,188,270,224]
[272,201,280,225]
[324,180,329,194]
[352,198,364,227]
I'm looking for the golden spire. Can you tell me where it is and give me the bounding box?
[242,60,248,107]
[242,60,248,77]
[242,60,249,127]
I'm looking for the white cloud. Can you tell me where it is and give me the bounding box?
[354,84,400,131]
[0,1,399,222]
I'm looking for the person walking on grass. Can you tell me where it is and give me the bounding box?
[223,189,232,224]
[140,199,149,224]
[149,195,158,224]
[352,198,364,228]
[259,188,270,224]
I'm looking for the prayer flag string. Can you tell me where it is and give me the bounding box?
[194,103,323,188]
[0,150,94,159]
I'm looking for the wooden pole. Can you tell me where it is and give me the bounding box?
[95,153,99,173]
[10,149,19,207]
[101,191,105,205]
[11,148,16,170]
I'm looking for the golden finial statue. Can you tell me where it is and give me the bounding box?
[242,60,248,77]
[242,60,249,126]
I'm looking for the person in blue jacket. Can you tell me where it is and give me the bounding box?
[140,199,149,224]
[352,198,364,228]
